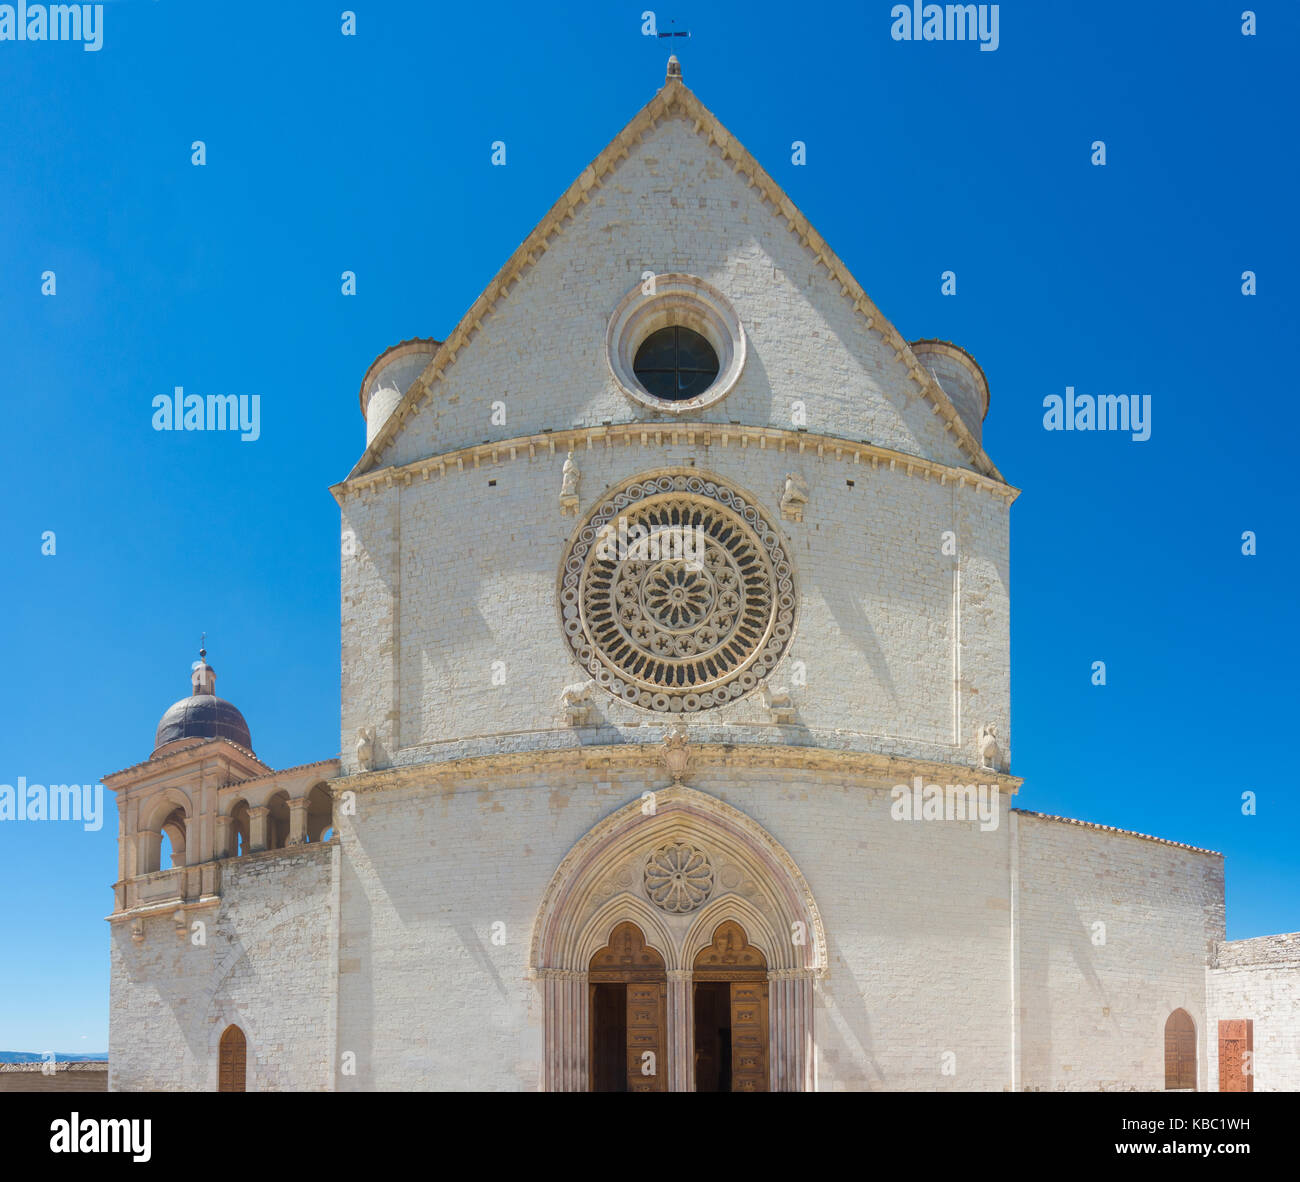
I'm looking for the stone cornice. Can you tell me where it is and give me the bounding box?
[347,71,1005,485]
[332,421,1019,506]
[328,742,1023,797]
[103,738,270,791]
[106,895,222,924]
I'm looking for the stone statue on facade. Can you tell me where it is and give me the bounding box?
[559,451,581,515]
[977,723,1001,773]
[760,682,796,723]
[356,726,375,772]
[561,680,595,726]
[661,722,691,784]
[780,472,809,522]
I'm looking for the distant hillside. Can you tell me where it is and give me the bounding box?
[0,1052,108,1063]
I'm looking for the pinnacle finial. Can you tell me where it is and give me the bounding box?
[666,55,681,82]
[191,634,216,696]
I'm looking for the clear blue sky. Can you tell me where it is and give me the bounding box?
[0,1,1295,1051]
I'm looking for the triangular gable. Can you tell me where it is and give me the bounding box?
[350,62,1003,484]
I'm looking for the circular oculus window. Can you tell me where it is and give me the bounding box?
[606,274,746,415]
[559,471,796,714]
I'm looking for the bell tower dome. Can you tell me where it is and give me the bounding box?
[151,641,253,757]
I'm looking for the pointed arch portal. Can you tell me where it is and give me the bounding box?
[530,785,825,1091]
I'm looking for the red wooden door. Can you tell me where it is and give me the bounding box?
[1218,1019,1254,1092]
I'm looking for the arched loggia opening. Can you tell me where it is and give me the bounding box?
[228,800,250,857]
[266,790,290,851]
[159,807,186,869]
[305,783,332,843]
[136,790,192,875]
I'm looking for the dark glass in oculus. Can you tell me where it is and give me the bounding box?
[633,326,720,401]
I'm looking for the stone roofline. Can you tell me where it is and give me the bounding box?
[1012,809,1223,857]
[222,756,342,793]
[349,63,1005,486]
[103,736,269,786]
[1212,931,1300,969]
[332,421,1021,505]
[105,739,340,791]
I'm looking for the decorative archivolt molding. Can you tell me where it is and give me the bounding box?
[349,73,1004,484]
[333,421,1019,507]
[528,784,828,976]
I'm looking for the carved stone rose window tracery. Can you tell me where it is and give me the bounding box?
[644,841,714,913]
[559,473,796,713]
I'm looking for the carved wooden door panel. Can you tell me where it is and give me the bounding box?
[730,981,768,1092]
[626,981,666,1092]
[589,921,668,1092]
[693,920,769,1092]
[1218,1019,1254,1092]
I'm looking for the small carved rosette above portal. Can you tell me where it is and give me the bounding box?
[643,841,714,914]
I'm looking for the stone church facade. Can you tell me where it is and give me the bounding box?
[103,60,1297,1092]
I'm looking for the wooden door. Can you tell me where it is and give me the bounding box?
[729,980,768,1092]
[693,920,769,1092]
[626,981,667,1092]
[218,1024,246,1093]
[1164,1009,1196,1090]
[588,922,667,1092]
[1218,1019,1254,1092]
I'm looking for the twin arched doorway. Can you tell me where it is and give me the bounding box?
[531,785,825,1092]
[587,918,769,1092]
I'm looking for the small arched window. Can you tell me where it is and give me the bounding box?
[218,1024,246,1092]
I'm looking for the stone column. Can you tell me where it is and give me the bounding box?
[769,971,816,1091]
[117,805,129,885]
[287,797,310,846]
[248,806,270,853]
[542,971,588,1091]
[137,829,161,875]
[213,815,234,860]
[667,970,693,1092]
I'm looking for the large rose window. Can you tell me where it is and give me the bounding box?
[559,472,796,713]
